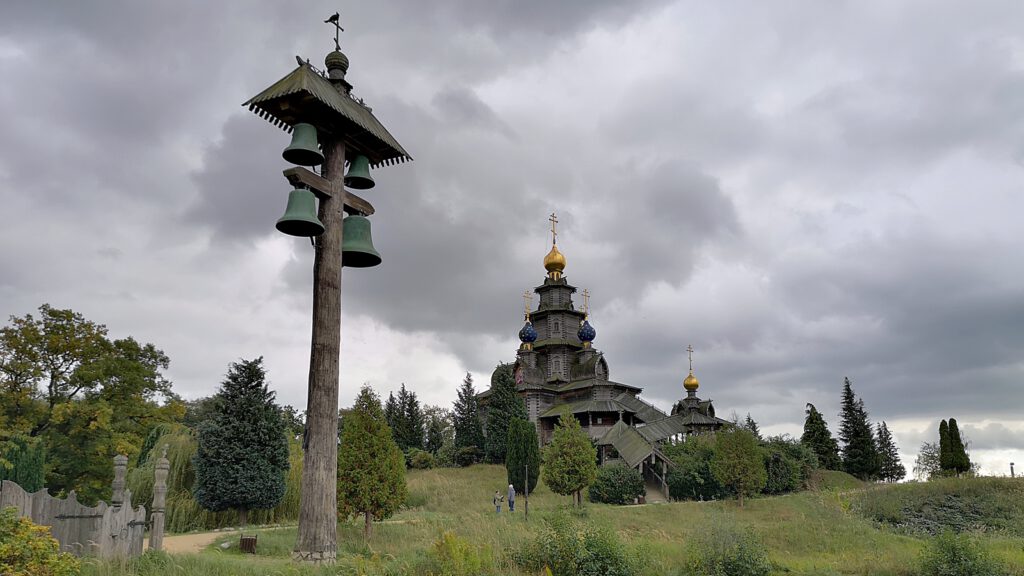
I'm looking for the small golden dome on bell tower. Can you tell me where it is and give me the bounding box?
[543,212,566,279]
[683,344,700,392]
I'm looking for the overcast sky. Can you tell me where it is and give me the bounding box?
[1,1,1022,475]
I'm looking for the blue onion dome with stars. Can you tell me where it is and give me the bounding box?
[519,321,538,343]
[578,319,596,343]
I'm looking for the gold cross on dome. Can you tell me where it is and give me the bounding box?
[522,290,532,319]
[687,344,694,372]
[549,212,558,245]
[582,288,591,318]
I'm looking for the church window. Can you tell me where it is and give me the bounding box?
[553,321,560,336]
[596,417,602,424]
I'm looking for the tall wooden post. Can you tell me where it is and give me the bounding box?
[149,446,169,551]
[293,138,346,564]
[111,454,128,508]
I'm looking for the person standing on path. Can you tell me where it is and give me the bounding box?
[507,484,516,512]
[493,490,504,514]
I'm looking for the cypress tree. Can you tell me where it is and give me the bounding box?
[801,403,842,470]
[875,421,905,483]
[193,358,289,526]
[838,378,880,481]
[542,411,597,507]
[484,365,527,463]
[453,373,484,450]
[947,418,971,475]
[938,419,953,473]
[337,386,407,539]
[505,418,541,497]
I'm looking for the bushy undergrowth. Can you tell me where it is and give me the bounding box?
[681,520,772,576]
[918,531,1005,576]
[408,449,435,469]
[855,477,1024,536]
[514,510,645,576]
[588,464,644,505]
[429,531,494,576]
[0,507,81,576]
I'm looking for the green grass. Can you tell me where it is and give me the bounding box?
[82,466,1024,576]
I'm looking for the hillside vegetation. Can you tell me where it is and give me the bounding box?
[84,465,1024,576]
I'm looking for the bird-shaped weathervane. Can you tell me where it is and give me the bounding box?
[325,12,344,51]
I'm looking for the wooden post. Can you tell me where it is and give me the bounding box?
[111,455,128,508]
[293,136,346,564]
[524,463,528,521]
[149,446,169,551]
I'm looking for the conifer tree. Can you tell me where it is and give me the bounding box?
[0,433,45,492]
[875,421,905,483]
[453,373,484,450]
[742,413,762,440]
[484,365,527,463]
[938,419,953,473]
[423,406,452,454]
[399,384,425,451]
[838,378,880,481]
[542,411,597,506]
[801,403,842,470]
[711,427,766,507]
[337,386,407,539]
[384,392,400,438]
[193,358,289,526]
[947,418,971,475]
[506,418,541,498]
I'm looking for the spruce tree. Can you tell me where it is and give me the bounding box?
[875,421,905,483]
[193,358,289,526]
[337,386,407,539]
[801,403,842,470]
[399,384,425,451]
[484,364,527,463]
[838,378,880,481]
[542,411,597,506]
[947,418,971,475]
[938,419,953,473]
[743,413,762,440]
[505,418,541,498]
[453,373,484,450]
[384,392,400,440]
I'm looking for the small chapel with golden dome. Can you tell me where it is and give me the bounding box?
[478,214,729,497]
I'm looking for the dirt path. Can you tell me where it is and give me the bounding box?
[150,531,225,554]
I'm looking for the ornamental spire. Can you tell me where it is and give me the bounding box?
[543,213,566,279]
[522,290,533,320]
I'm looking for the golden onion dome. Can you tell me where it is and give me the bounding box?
[544,244,566,275]
[683,371,700,392]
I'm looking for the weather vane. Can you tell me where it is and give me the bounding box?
[522,290,533,320]
[687,344,694,372]
[549,212,558,245]
[325,12,344,51]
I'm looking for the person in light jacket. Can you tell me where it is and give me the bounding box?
[507,484,516,512]
[492,490,504,514]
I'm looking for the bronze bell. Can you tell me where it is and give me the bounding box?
[282,123,325,166]
[341,214,381,267]
[344,155,375,190]
[276,187,325,237]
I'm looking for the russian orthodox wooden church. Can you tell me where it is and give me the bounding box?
[478,215,730,496]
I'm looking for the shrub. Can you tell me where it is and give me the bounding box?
[454,446,483,467]
[762,450,799,494]
[435,439,458,467]
[409,450,435,470]
[515,511,642,576]
[683,520,771,576]
[0,507,81,576]
[430,531,493,576]
[589,464,645,504]
[664,435,723,501]
[918,531,1004,576]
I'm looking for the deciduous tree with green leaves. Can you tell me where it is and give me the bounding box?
[337,385,407,539]
[542,411,597,507]
[711,427,766,507]
[193,357,289,527]
[505,418,540,499]
[801,403,842,471]
[484,364,527,464]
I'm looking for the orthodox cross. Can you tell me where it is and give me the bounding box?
[324,12,344,51]
[549,212,558,245]
[522,290,533,320]
[581,288,591,318]
[687,344,694,372]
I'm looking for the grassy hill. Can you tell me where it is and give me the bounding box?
[83,465,1024,576]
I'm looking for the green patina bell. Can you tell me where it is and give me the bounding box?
[276,187,325,237]
[341,214,381,267]
[282,123,325,166]
[344,154,375,190]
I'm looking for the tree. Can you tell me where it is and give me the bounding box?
[875,421,905,483]
[947,418,971,476]
[542,412,597,506]
[423,406,453,454]
[384,384,425,452]
[337,386,406,539]
[801,403,842,470]
[505,418,541,499]
[938,419,953,474]
[664,434,723,501]
[742,413,761,440]
[711,427,766,507]
[838,378,880,480]
[193,358,289,526]
[0,433,45,492]
[453,372,485,452]
[913,442,941,481]
[484,365,527,463]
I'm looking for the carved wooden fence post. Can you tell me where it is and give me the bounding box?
[149,446,169,551]
[111,454,128,508]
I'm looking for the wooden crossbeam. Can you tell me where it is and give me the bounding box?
[282,167,375,216]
